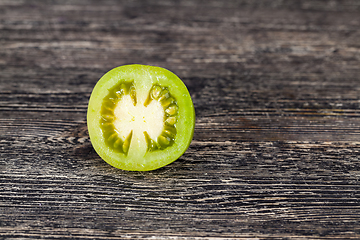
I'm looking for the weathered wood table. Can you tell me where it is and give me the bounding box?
[1,0,360,239]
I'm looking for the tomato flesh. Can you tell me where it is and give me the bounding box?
[87,64,195,171]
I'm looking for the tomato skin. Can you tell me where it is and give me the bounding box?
[87,64,195,171]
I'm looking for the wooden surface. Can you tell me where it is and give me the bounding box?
[1,0,360,239]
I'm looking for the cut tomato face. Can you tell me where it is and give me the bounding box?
[87,64,195,171]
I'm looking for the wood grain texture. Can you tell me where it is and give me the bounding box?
[1,0,360,239]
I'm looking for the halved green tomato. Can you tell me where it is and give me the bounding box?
[87,64,195,171]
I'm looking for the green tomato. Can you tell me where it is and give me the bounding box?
[87,64,195,171]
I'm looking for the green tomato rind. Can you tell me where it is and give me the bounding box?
[87,64,195,171]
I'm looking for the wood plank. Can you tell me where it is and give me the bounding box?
[1,0,360,239]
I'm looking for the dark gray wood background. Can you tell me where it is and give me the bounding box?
[1,0,360,239]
